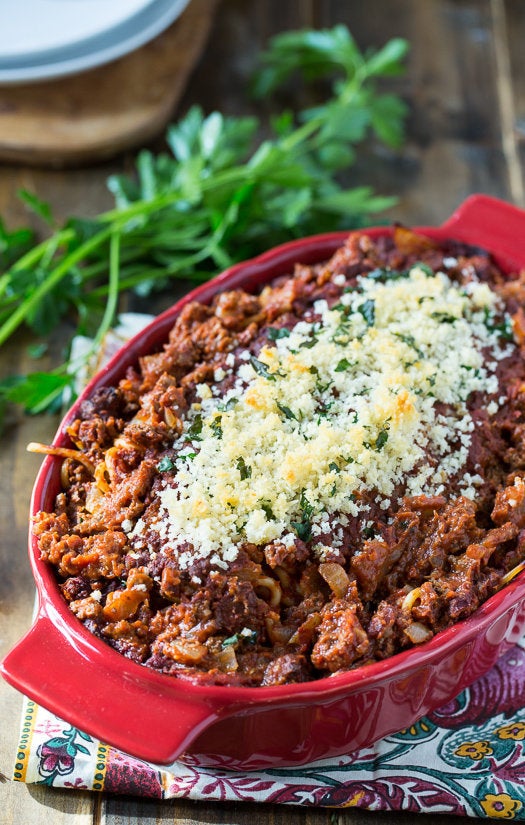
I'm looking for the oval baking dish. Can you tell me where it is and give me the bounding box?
[3,193,525,770]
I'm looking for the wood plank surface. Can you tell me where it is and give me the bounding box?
[97,797,463,824]
[1,0,524,823]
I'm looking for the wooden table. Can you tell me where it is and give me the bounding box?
[1,1,524,822]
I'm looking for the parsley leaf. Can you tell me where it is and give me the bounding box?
[261,502,276,521]
[187,414,203,441]
[375,428,389,451]
[236,456,252,479]
[210,416,223,439]
[358,299,376,327]
[276,401,297,420]
[483,308,514,342]
[267,326,291,341]
[292,489,315,542]
[250,356,282,381]
[0,371,72,416]
[335,358,352,372]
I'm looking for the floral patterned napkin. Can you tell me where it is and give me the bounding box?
[12,633,525,818]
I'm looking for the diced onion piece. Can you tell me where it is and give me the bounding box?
[404,622,433,645]
[265,617,294,645]
[94,461,111,493]
[85,483,104,515]
[288,612,322,645]
[166,639,208,665]
[164,407,181,431]
[319,562,350,598]
[216,645,238,672]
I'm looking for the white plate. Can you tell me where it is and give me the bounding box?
[0,0,158,58]
[0,0,190,84]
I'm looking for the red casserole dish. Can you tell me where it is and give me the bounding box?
[3,193,525,770]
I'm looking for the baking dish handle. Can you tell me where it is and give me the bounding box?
[440,194,525,269]
[1,610,225,765]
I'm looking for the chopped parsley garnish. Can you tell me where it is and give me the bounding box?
[317,399,334,417]
[299,337,318,349]
[335,357,352,372]
[157,456,175,472]
[218,396,238,411]
[291,490,314,542]
[333,302,352,315]
[250,355,283,380]
[366,268,388,282]
[358,299,375,326]
[187,414,203,441]
[483,307,514,342]
[291,520,312,542]
[267,326,291,341]
[261,502,276,520]
[394,332,425,358]
[367,267,407,283]
[375,428,389,451]
[237,456,252,480]
[414,262,434,277]
[331,329,351,345]
[431,311,458,324]
[276,401,297,420]
[222,628,257,647]
[363,427,389,452]
[210,416,223,439]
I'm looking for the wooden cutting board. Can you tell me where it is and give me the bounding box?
[0,0,218,166]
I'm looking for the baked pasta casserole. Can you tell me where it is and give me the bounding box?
[32,227,525,685]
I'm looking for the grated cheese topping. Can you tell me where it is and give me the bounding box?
[135,266,514,569]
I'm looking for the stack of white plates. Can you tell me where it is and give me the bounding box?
[0,0,190,84]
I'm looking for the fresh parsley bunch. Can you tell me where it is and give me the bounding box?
[0,25,408,420]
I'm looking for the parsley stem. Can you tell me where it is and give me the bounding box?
[10,227,75,274]
[279,115,325,152]
[88,252,213,297]
[93,231,120,349]
[0,273,10,300]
